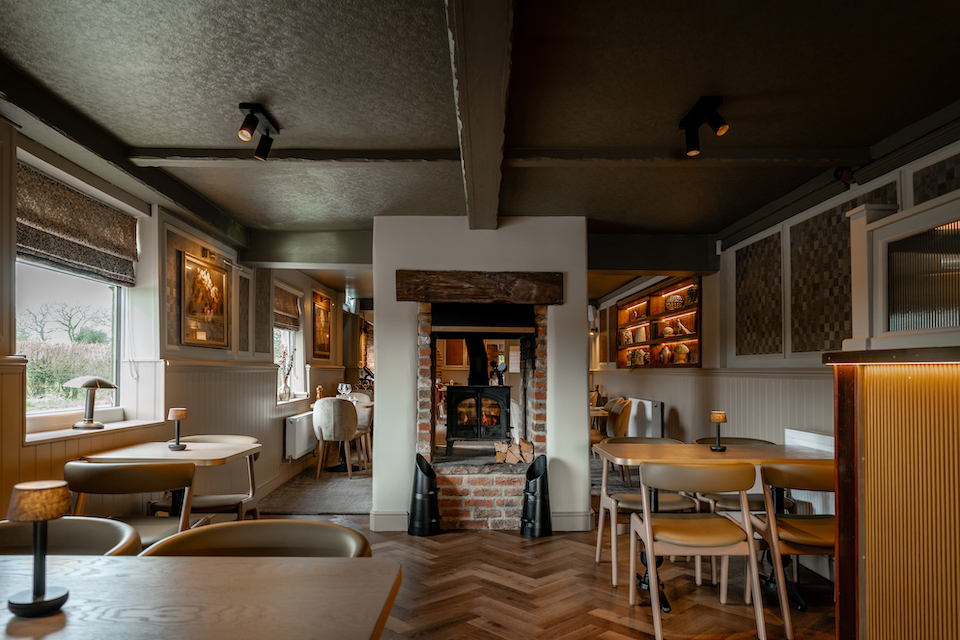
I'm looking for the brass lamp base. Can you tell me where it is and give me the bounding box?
[8,586,68,618]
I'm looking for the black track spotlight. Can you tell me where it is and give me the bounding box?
[685,127,700,157]
[238,112,259,142]
[237,103,280,159]
[254,133,273,161]
[704,109,729,136]
[679,96,727,156]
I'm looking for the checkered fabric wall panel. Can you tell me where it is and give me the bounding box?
[789,182,898,353]
[736,233,783,355]
[914,151,960,206]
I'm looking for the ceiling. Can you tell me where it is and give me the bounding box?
[2,1,960,301]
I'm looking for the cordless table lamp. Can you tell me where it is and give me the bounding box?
[63,376,117,429]
[7,480,71,617]
[168,408,188,450]
[709,411,727,452]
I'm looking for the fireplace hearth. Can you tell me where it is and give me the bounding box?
[445,385,511,455]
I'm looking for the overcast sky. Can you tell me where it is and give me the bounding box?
[16,262,114,343]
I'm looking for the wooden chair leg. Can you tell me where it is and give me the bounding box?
[769,539,794,640]
[648,542,664,640]
[719,556,729,604]
[315,441,325,479]
[345,440,353,479]
[610,505,619,586]
[595,499,606,564]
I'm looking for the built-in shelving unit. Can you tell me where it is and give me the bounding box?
[615,276,701,368]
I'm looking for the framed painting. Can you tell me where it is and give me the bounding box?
[313,292,331,359]
[181,252,229,348]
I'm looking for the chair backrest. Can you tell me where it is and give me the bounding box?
[608,400,633,438]
[140,519,372,558]
[313,397,359,441]
[640,461,757,494]
[0,516,141,556]
[602,436,683,445]
[344,391,372,404]
[693,436,775,445]
[602,396,625,412]
[64,460,197,535]
[589,391,599,407]
[761,460,835,492]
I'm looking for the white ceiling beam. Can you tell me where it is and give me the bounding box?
[445,0,514,230]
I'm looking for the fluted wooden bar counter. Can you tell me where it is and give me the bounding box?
[1,555,402,639]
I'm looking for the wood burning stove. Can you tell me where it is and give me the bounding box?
[445,385,511,455]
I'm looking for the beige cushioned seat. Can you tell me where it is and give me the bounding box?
[140,519,372,558]
[313,397,361,479]
[610,492,696,512]
[0,516,141,556]
[648,513,748,547]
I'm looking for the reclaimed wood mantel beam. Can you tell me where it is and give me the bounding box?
[396,270,563,305]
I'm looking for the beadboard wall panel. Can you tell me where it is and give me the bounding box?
[591,368,833,444]
[164,363,315,498]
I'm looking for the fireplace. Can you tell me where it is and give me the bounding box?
[445,385,511,455]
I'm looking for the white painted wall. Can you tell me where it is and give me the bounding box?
[370,216,590,531]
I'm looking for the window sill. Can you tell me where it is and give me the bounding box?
[277,395,310,407]
[24,419,165,446]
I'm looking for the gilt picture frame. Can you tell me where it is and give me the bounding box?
[313,292,331,359]
[181,252,229,348]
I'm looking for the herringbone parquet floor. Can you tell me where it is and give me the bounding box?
[275,514,835,640]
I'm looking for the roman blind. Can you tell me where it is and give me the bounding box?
[274,285,300,330]
[16,163,138,286]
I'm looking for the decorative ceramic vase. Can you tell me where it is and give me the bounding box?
[674,343,690,363]
[279,381,291,401]
[659,345,671,364]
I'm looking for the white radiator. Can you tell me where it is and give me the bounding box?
[626,397,664,437]
[285,411,317,461]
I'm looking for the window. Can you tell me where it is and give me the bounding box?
[274,283,304,400]
[16,261,119,413]
[508,345,520,373]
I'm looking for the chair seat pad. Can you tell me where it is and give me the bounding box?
[118,516,206,548]
[611,492,697,512]
[773,515,835,547]
[152,494,249,513]
[649,513,748,547]
[704,492,796,512]
[590,430,607,445]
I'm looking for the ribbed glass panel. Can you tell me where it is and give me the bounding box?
[887,220,960,331]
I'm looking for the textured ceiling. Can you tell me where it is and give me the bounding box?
[3,1,960,300]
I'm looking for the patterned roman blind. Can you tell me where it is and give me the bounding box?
[16,163,138,286]
[274,285,300,330]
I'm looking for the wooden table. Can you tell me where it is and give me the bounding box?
[593,442,831,466]
[1,555,401,639]
[83,441,261,466]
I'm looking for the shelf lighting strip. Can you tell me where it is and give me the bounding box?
[659,310,697,323]
[659,283,697,297]
[624,300,648,312]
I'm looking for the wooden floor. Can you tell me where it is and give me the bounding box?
[274,514,836,639]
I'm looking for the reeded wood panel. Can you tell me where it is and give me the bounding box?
[863,364,960,640]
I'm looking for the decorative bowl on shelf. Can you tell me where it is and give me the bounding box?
[665,294,684,310]
[662,326,675,337]
[673,343,690,363]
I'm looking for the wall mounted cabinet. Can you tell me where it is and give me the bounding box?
[616,276,701,368]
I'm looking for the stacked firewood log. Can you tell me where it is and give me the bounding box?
[495,439,535,464]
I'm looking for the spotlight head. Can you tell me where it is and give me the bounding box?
[685,127,700,157]
[238,112,259,142]
[705,109,729,136]
[254,134,273,161]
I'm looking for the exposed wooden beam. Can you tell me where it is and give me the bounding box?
[504,147,873,168]
[396,270,563,304]
[445,0,514,230]
[0,57,247,247]
[239,230,372,268]
[129,148,461,168]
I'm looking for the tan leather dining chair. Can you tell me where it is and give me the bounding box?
[590,397,626,452]
[750,460,835,640]
[150,434,260,520]
[140,519,372,558]
[594,436,698,587]
[313,397,361,479]
[0,516,141,556]
[629,461,767,640]
[64,460,201,549]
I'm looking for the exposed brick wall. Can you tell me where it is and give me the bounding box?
[437,472,525,530]
[522,305,547,456]
[416,303,435,460]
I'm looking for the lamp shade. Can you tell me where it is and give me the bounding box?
[167,408,188,421]
[63,376,117,390]
[710,410,727,424]
[7,480,70,522]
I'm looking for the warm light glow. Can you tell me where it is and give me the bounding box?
[238,129,253,142]
[660,283,697,297]
[710,411,727,423]
[686,148,700,157]
[624,300,647,312]
[238,112,259,142]
[715,123,729,136]
[659,310,697,323]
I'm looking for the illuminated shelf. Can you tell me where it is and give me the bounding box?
[613,276,702,369]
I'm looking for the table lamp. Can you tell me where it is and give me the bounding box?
[63,376,117,429]
[168,408,188,451]
[7,480,71,617]
[709,411,727,452]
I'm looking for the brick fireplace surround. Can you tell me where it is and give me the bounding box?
[415,303,548,530]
